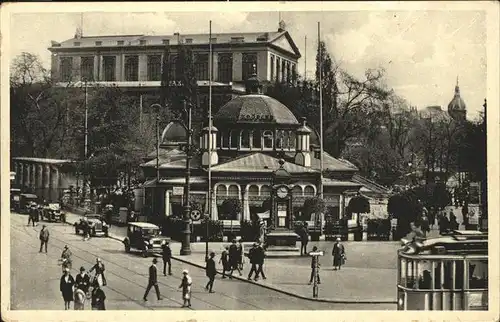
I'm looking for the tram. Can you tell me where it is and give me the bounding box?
[397,230,488,310]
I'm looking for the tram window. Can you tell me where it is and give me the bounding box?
[415,261,432,289]
[468,260,488,289]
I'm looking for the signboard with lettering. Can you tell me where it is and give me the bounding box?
[172,186,184,196]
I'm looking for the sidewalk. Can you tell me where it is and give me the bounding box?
[63,211,398,303]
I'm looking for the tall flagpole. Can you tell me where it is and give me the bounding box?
[318,22,324,199]
[208,20,213,232]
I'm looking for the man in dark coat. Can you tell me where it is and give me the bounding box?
[143,258,162,301]
[246,243,258,281]
[254,242,267,281]
[162,241,172,276]
[228,239,242,276]
[300,222,309,256]
[205,252,216,293]
[76,266,91,294]
[91,281,106,310]
[39,225,49,253]
[308,246,321,285]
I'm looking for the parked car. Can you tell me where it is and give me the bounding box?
[18,193,39,214]
[122,222,170,257]
[10,188,22,211]
[42,203,66,222]
[74,214,109,237]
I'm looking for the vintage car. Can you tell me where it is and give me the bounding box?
[42,203,66,222]
[123,222,170,257]
[18,193,39,214]
[10,188,22,211]
[74,213,109,237]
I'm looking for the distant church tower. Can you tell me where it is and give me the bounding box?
[447,76,467,121]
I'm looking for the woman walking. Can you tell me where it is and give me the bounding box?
[91,281,106,310]
[179,269,192,308]
[60,267,75,310]
[332,238,346,270]
[90,258,107,287]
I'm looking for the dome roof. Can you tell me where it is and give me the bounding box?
[214,94,299,125]
[161,122,187,145]
[448,81,466,112]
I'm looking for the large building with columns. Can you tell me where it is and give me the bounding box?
[140,73,366,226]
[48,21,301,111]
[12,157,78,202]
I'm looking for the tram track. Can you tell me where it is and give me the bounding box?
[12,221,266,310]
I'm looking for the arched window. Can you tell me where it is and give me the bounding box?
[228,185,239,197]
[216,185,227,197]
[252,130,261,149]
[304,185,315,197]
[248,185,259,196]
[261,185,271,197]
[263,130,274,149]
[241,130,250,149]
[221,131,229,149]
[276,130,285,149]
[288,131,296,149]
[230,130,239,149]
[292,185,302,196]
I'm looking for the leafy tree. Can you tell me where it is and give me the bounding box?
[302,196,325,221]
[220,198,242,220]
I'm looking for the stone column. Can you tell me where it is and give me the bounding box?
[25,164,31,188]
[14,163,19,185]
[31,164,37,189]
[165,190,170,217]
[37,164,43,187]
[19,163,24,187]
[43,165,51,189]
[242,187,251,221]
[138,54,147,81]
[94,54,100,81]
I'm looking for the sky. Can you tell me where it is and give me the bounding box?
[9,8,487,119]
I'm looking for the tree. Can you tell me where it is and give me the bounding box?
[220,198,242,220]
[302,197,325,221]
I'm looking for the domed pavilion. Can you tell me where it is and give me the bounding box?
[448,77,467,121]
[140,70,367,235]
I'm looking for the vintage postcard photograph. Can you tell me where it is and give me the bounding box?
[1,2,499,322]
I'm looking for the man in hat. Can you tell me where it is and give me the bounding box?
[39,224,49,253]
[205,252,216,293]
[161,241,172,276]
[76,266,91,295]
[28,203,37,227]
[143,258,161,301]
[254,242,267,280]
[246,242,258,281]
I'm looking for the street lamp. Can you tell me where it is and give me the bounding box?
[149,104,162,221]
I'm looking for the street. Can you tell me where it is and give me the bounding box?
[10,212,394,310]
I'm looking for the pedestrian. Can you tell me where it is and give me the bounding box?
[143,258,161,301]
[60,267,75,310]
[308,246,321,285]
[205,252,216,293]
[247,242,258,281]
[75,266,91,296]
[219,246,230,279]
[255,242,267,281]
[89,258,107,287]
[179,269,192,308]
[237,239,244,270]
[73,286,86,310]
[462,204,469,227]
[421,215,430,237]
[82,218,90,241]
[28,203,36,227]
[229,239,242,277]
[300,222,309,256]
[161,240,172,276]
[91,281,106,310]
[332,237,345,270]
[39,224,49,253]
[439,213,450,235]
[36,204,43,225]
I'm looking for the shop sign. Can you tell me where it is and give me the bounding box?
[173,186,184,196]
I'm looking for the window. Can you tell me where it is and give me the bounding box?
[228,185,239,197]
[117,40,124,46]
[221,131,229,148]
[74,42,81,46]
[263,130,273,149]
[304,186,315,197]
[103,56,116,81]
[242,53,257,80]
[276,130,285,149]
[289,131,296,149]
[170,55,178,81]
[60,57,73,81]
[217,53,233,83]
[162,39,169,45]
[140,40,147,45]
[124,55,139,81]
[276,57,281,82]
[80,56,94,81]
[292,64,297,82]
[147,55,161,81]
[95,41,102,46]
[292,186,302,196]
[261,186,271,197]
[216,185,227,197]
[468,260,488,289]
[252,130,261,149]
[185,38,193,44]
[241,130,250,148]
[248,185,259,196]
[230,37,244,43]
[282,59,286,82]
[194,54,208,80]
[270,55,275,81]
[230,130,239,149]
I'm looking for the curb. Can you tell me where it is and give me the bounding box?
[63,216,397,305]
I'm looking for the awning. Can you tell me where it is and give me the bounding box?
[159,177,207,184]
[322,178,362,187]
[142,178,158,188]
[257,210,270,219]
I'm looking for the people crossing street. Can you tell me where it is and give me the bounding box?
[39,225,49,253]
[90,258,107,287]
[255,242,267,280]
[91,281,106,310]
[205,252,216,293]
[219,246,230,279]
[143,258,161,301]
[75,266,91,297]
[247,242,258,281]
[179,269,192,308]
[162,241,172,276]
[59,267,75,310]
[229,239,242,276]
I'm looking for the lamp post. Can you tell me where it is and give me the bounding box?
[149,104,162,220]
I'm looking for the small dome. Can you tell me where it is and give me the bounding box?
[202,125,218,132]
[214,94,299,125]
[297,117,312,134]
[161,122,187,145]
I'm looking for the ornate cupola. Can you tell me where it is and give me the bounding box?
[201,116,219,167]
[447,76,467,121]
[295,117,312,167]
